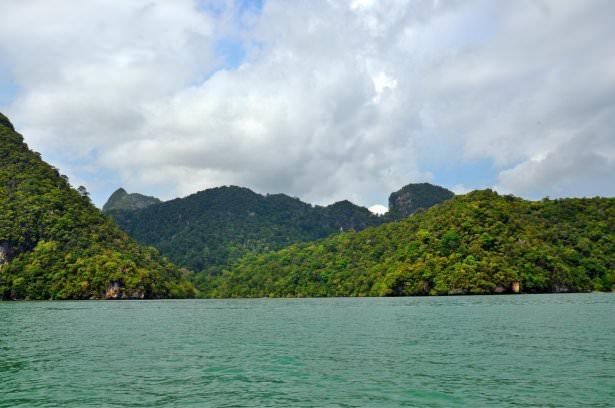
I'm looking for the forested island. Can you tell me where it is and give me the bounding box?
[205,190,614,297]
[103,182,453,286]
[1,111,613,300]
[0,113,194,300]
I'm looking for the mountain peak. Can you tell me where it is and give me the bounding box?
[388,182,454,218]
[102,188,161,213]
[109,187,128,199]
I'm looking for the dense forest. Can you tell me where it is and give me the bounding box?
[105,183,454,285]
[0,113,195,300]
[106,187,381,281]
[205,190,614,297]
[5,108,613,300]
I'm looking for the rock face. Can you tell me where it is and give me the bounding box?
[105,281,121,299]
[388,183,454,219]
[0,241,12,266]
[102,188,161,213]
[512,281,521,293]
[104,281,145,299]
[494,284,506,293]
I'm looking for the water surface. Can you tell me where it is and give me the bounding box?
[1,294,614,407]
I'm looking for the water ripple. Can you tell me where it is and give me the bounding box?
[1,294,614,407]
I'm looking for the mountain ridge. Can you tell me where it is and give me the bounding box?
[104,183,455,284]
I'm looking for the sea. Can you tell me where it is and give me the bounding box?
[1,294,614,407]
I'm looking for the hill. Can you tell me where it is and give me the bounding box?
[0,113,195,300]
[102,188,160,212]
[105,183,455,284]
[387,183,454,218]
[105,182,456,286]
[205,190,614,297]
[105,186,383,281]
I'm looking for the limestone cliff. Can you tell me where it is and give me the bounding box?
[102,188,161,213]
[387,183,454,219]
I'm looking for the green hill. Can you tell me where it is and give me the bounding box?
[106,187,383,281]
[387,183,454,219]
[205,190,614,297]
[102,188,161,212]
[0,113,195,300]
[105,182,454,286]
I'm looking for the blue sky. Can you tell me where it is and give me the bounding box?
[0,66,18,107]
[1,0,613,209]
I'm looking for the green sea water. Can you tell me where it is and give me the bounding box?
[1,294,614,407]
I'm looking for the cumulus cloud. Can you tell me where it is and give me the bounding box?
[368,204,388,215]
[1,0,614,206]
[1,0,216,148]
[496,131,615,198]
[451,184,470,195]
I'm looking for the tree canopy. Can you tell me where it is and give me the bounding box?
[0,113,195,300]
[105,183,455,290]
[205,190,614,298]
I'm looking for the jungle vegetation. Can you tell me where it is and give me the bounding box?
[105,183,454,286]
[204,190,614,297]
[5,109,612,300]
[0,113,195,300]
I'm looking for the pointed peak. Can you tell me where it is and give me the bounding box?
[103,188,161,213]
[388,182,454,219]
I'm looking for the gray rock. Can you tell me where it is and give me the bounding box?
[388,183,454,219]
[0,241,12,266]
[102,188,161,213]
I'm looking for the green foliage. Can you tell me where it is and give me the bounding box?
[0,114,195,300]
[106,187,385,283]
[0,112,14,131]
[106,184,455,288]
[205,190,614,298]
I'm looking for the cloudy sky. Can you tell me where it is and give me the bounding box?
[1,0,614,209]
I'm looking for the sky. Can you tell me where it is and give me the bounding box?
[1,0,614,210]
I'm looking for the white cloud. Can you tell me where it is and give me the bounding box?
[451,184,469,195]
[1,0,217,152]
[496,131,615,198]
[369,204,388,215]
[1,0,614,206]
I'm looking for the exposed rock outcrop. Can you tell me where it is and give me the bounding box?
[512,281,521,293]
[388,183,454,219]
[102,188,161,213]
[0,241,12,266]
[494,284,506,293]
[104,281,145,299]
